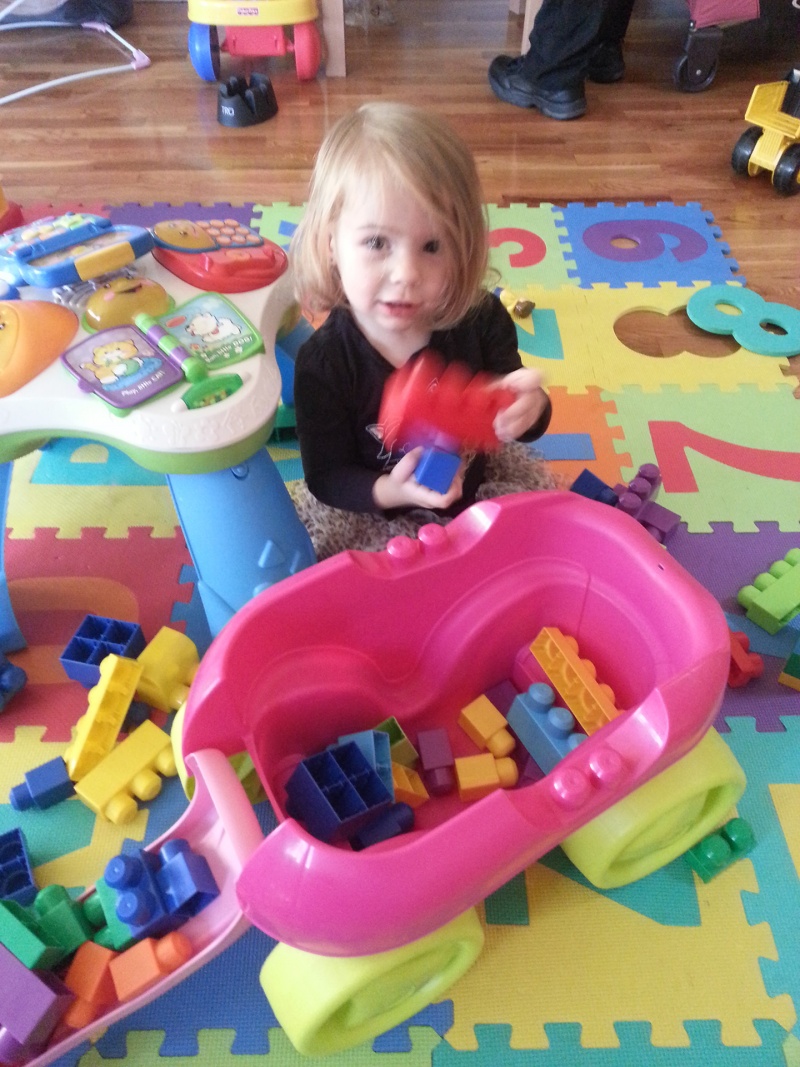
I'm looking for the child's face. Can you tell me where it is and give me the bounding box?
[330,179,453,354]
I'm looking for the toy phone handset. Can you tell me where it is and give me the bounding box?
[0,212,154,288]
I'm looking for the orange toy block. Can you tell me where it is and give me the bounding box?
[454,752,518,802]
[458,694,515,757]
[74,719,178,824]
[109,931,193,1002]
[62,941,118,1030]
[391,762,429,808]
[530,627,619,735]
[728,631,764,688]
[136,627,199,713]
[64,655,143,781]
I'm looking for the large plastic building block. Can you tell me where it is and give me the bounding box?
[738,548,800,634]
[33,884,96,957]
[390,763,429,809]
[529,627,620,735]
[64,654,143,781]
[285,742,394,844]
[569,468,618,506]
[378,349,515,453]
[454,753,518,802]
[9,755,75,811]
[104,838,219,941]
[458,694,515,758]
[82,879,136,952]
[416,728,455,796]
[62,940,119,1031]
[0,828,37,906]
[779,635,800,691]
[0,653,26,711]
[506,681,586,774]
[336,730,393,795]
[74,719,178,825]
[0,898,64,970]
[684,816,756,882]
[374,717,418,767]
[135,627,199,712]
[0,941,73,1065]
[350,803,415,852]
[613,463,680,544]
[413,447,462,494]
[60,615,146,688]
[109,930,193,1002]
[728,631,764,688]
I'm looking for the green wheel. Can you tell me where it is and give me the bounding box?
[260,908,484,1056]
[561,728,746,889]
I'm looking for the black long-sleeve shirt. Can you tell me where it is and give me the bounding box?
[294,292,552,515]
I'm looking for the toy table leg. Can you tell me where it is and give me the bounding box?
[166,449,316,637]
[0,461,26,654]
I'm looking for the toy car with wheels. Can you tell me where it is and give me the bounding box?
[732,68,800,195]
[187,0,322,82]
[177,490,746,1056]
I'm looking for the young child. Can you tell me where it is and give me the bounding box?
[290,101,556,558]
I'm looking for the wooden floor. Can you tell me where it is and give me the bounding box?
[1,0,798,308]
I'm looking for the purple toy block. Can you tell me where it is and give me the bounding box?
[416,728,455,796]
[9,756,75,812]
[0,828,37,907]
[506,682,586,775]
[0,941,73,1062]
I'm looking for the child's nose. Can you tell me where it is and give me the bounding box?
[390,248,420,285]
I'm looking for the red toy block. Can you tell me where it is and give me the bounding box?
[109,930,193,1002]
[728,631,764,688]
[378,349,514,452]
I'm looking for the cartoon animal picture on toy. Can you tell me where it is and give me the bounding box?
[84,274,171,331]
[186,310,242,345]
[80,338,160,387]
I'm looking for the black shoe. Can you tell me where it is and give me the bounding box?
[488,55,586,120]
[587,40,625,84]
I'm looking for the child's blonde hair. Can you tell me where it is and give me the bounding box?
[291,101,492,329]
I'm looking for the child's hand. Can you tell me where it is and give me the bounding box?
[492,368,548,443]
[373,447,465,511]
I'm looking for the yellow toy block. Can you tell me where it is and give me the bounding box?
[454,753,518,802]
[135,627,199,712]
[64,655,143,781]
[530,627,620,735]
[74,719,178,825]
[391,762,429,808]
[458,694,515,758]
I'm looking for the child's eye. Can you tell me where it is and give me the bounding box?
[423,239,441,254]
[365,235,386,251]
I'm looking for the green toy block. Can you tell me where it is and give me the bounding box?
[81,877,136,951]
[0,898,65,970]
[685,817,756,883]
[374,716,418,768]
[33,884,95,957]
[737,549,800,634]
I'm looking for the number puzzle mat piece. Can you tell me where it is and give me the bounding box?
[3,200,800,1067]
[607,384,800,532]
[557,201,743,288]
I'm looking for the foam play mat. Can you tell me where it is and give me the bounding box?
[2,198,800,1067]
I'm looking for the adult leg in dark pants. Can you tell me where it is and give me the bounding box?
[589,0,636,83]
[488,0,635,119]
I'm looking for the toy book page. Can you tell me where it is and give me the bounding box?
[157,293,263,370]
[61,325,183,412]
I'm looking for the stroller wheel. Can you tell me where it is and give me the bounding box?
[673,52,718,92]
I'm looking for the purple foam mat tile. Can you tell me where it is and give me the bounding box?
[106,203,258,227]
[668,524,800,731]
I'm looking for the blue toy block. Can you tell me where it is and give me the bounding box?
[9,756,75,812]
[60,615,146,687]
[506,682,586,775]
[336,729,393,796]
[569,469,618,506]
[155,839,219,920]
[285,741,393,843]
[121,699,152,734]
[350,802,415,851]
[103,849,182,941]
[0,654,26,710]
[414,447,461,494]
[0,828,37,906]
